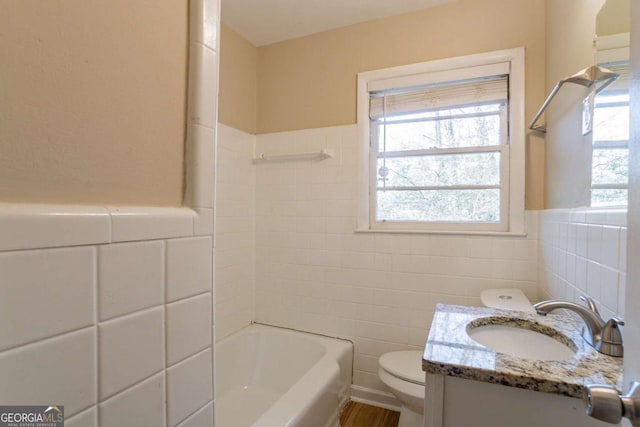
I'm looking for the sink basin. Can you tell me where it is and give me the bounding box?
[466,318,577,361]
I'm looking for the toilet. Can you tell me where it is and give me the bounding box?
[377,288,534,427]
[378,350,426,427]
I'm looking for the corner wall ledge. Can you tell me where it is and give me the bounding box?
[0,204,200,252]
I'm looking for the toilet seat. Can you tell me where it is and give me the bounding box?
[378,350,425,386]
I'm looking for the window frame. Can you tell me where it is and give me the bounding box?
[356,48,526,234]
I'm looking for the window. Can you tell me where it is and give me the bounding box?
[591,62,629,207]
[357,49,525,233]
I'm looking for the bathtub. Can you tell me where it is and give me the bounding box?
[215,324,353,427]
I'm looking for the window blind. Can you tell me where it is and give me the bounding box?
[601,63,629,92]
[369,75,508,120]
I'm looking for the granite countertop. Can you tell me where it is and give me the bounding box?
[422,304,623,399]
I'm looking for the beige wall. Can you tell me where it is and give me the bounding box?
[0,0,188,205]
[544,0,605,208]
[597,0,630,37]
[255,0,547,209]
[219,24,258,134]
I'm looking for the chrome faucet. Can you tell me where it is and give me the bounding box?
[533,296,624,357]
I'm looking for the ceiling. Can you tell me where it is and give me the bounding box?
[221,0,457,46]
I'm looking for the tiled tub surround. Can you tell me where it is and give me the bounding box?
[0,0,219,425]
[254,124,539,394]
[538,209,627,321]
[222,123,630,406]
[215,124,256,340]
[423,304,622,398]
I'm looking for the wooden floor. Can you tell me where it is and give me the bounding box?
[340,401,400,427]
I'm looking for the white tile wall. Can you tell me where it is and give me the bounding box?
[187,43,218,130]
[0,328,96,417]
[98,241,164,321]
[0,247,95,351]
[0,234,215,425]
[108,207,197,243]
[215,123,630,401]
[65,407,98,427]
[177,402,214,427]
[166,293,212,366]
[190,0,219,50]
[253,125,539,393]
[215,124,256,340]
[0,1,218,426]
[539,209,627,320]
[98,307,165,399]
[166,349,213,427]
[0,204,110,251]
[185,125,216,208]
[166,237,213,302]
[99,373,166,427]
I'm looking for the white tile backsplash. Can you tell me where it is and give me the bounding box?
[601,226,621,268]
[587,225,604,263]
[0,247,95,351]
[539,209,626,319]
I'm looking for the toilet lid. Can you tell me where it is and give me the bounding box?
[379,351,425,386]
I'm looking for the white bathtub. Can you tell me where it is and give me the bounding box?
[215,324,353,427]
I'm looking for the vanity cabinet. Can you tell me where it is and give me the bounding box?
[425,374,616,427]
[422,304,622,427]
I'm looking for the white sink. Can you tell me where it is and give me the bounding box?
[467,320,576,361]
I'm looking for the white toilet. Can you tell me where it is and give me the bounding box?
[377,288,534,427]
[378,350,426,427]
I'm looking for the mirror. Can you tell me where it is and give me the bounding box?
[591,0,630,207]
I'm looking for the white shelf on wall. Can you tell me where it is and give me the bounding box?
[252,149,333,164]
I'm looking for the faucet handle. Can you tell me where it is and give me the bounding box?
[580,295,601,316]
[597,318,624,357]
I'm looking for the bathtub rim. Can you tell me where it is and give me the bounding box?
[214,322,354,427]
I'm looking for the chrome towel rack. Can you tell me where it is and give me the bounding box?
[529,65,619,133]
[252,149,333,164]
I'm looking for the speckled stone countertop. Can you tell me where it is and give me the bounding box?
[422,304,623,399]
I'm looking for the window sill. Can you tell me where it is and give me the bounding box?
[354,228,528,238]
